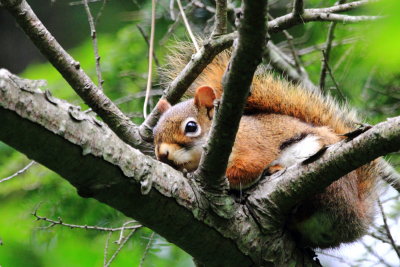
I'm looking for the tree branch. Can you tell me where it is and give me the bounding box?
[308,0,379,14]
[212,0,227,36]
[0,0,151,152]
[3,67,395,265]
[292,0,304,17]
[0,69,275,266]
[83,0,104,91]
[33,209,142,232]
[0,160,36,183]
[265,41,317,92]
[377,199,400,259]
[269,5,381,33]
[195,0,268,193]
[319,0,346,92]
[248,117,400,228]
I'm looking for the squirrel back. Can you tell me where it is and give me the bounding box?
[156,44,381,249]
[162,47,357,135]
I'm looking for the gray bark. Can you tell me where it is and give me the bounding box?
[2,64,400,265]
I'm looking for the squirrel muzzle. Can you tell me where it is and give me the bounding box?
[155,143,203,172]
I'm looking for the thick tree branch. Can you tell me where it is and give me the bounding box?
[4,69,396,265]
[248,118,400,229]
[0,0,151,153]
[195,0,268,193]
[0,69,278,266]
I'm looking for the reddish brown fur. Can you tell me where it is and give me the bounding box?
[226,114,343,189]
[155,47,380,248]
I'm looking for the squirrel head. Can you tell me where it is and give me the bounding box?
[153,86,216,172]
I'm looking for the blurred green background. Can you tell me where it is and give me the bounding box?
[0,0,399,266]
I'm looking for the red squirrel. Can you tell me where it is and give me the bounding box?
[152,50,380,248]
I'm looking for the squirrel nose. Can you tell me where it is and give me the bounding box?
[158,144,180,169]
[158,150,169,162]
[159,152,179,169]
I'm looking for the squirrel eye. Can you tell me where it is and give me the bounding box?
[181,117,201,137]
[185,121,198,133]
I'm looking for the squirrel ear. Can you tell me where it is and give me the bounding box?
[156,99,171,114]
[194,86,216,109]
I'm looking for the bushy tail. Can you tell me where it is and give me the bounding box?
[162,45,358,134]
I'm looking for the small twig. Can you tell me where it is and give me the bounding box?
[361,67,376,100]
[159,15,181,45]
[378,199,400,259]
[114,89,163,105]
[143,0,157,119]
[268,12,381,33]
[176,0,199,52]
[0,161,36,183]
[104,229,136,267]
[136,25,160,67]
[297,37,358,56]
[332,44,355,72]
[307,0,380,14]
[83,0,104,90]
[319,20,338,91]
[160,0,197,45]
[282,30,303,75]
[369,231,391,245]
[69,0,100,6]
[139,232,155,267]
[33,209,142,232]
[319,0,347,93]
[361,240,393,267]
[116,220,137,244]
[321,50,346,100]
[95,0,108,24]
[265,41,317,92]
[268,13,303,76]
[169,0,176,20]
[192,0,215,13]
[103,232,112,267]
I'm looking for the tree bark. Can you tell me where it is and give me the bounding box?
[1,67,400,265]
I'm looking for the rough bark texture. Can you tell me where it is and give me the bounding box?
[195,0,268,193]
[0,69,271,266]
[3,66,400,265]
